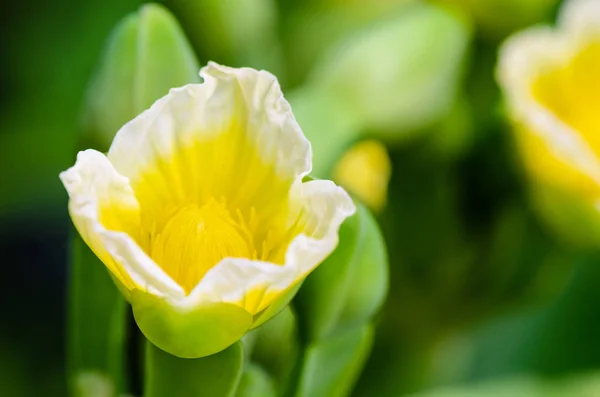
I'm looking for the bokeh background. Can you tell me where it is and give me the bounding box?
[3,0,600,395]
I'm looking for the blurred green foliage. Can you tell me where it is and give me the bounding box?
[1,0,599,396]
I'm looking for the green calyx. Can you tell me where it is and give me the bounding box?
[131,290,253,359]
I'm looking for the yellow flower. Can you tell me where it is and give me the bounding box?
[60,63,355,358]
[497,0,600,246]
[332,140,391,212]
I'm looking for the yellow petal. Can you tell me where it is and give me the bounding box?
[60,149,184,298]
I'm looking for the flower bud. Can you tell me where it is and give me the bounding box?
[333,140,392,213]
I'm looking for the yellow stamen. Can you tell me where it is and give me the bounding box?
[150,200,253,294]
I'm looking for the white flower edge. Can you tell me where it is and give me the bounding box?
[108,62,312,187]
[61,62,356,313]
[496,0,600,186]
[60,150,186,299]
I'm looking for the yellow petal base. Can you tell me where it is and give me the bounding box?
[150,200,255,294]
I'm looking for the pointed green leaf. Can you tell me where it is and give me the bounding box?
[296,324,374,397]
[297,203,388,341]
[144,341,244,397]
[82,12,140,151]
[82,3,200,151]
[134,4,201,113]
[336,205,388,331]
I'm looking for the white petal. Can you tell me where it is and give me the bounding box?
[186,180,356,314]
[60,149,184,299]
[561,0,600,40]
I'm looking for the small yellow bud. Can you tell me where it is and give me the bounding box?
[333,140,391,213]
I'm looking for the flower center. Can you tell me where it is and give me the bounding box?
[150,200,253,294]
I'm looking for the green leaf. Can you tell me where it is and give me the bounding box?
[68,234,127,396]
[288,88,361,178]
[234,365,277,397]
[144,341,244,397]
[166,0,282,75]
[281,0,415,86]
[296,324,374,397]
[249,307,299,393]
[308,3,471,143]
[336,204,389,331]
[297,203,388,341]
[134,4,201,112]
[83,3,200,151]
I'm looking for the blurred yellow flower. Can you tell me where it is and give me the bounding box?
[333,140,391,212]
[498,0,600,245]
[60,62,355,358]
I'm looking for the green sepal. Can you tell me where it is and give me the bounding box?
[82,3,200,152]
[131,290,253,358]
[297,203,388,341]
[144,340,244,397]
[68,234,127,396]
[295,324,374,397]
